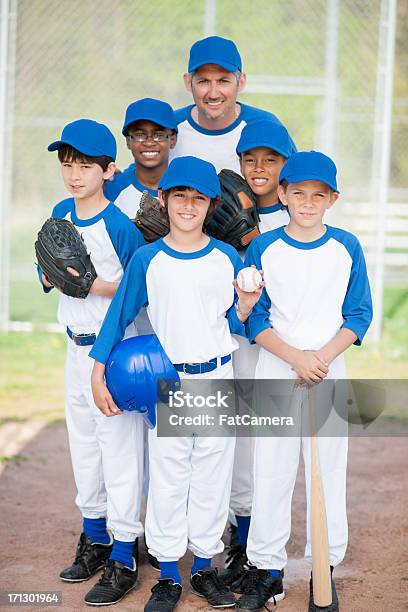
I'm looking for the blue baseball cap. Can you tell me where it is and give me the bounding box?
[237,120,295,158]
[122,98,177,135]
[188,36,242,73]
[279,150,339,192]
[159,156,220,198]
[48,119,117,160]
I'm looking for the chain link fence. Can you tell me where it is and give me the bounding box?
[1,0,407,328]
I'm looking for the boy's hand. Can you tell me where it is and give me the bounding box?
[41,272,54,289]
[233,268,264,322]
[290,349,329,384]
[91,370,123,417]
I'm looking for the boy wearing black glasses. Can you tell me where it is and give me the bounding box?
[104,98,177,219]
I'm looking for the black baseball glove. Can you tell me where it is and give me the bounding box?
[134,190,170,243]
[35,218,97,299]
[206,169,260,250]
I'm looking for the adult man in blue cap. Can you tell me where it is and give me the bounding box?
[170,36,283,174]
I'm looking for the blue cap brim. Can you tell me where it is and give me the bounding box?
[189,58,240,72]
[122,116,178,135]
[280,172,339,193]
[160,179,220,199]
[47,140,64,151]
[47,138,113,158]
[237,140,290,158]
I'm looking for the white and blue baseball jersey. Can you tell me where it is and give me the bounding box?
[245,225,372,370]
[90,237,245,365]
[170,103,281,174]
[258,203,289,234]
[49,198,144,331]
[103,167,158,219]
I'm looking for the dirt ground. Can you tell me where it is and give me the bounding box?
[0,423,407,612]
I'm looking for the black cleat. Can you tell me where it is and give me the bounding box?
[190,568,235,608]
[236,567,285,611]
[308,567,339,611]
[219,544,248,588]
[227,523,240,548]
[84,558,138,605]
[144,535,160,571]
[144,578,182,611]
[59,533,113,583]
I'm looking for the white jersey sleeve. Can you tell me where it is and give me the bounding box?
[258,204,289,233]
[245,226,373,350]
[50,198,144,332]
[90,237,245,365]
[104,166,158,219]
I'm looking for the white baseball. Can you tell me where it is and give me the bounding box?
[237,267,262,292]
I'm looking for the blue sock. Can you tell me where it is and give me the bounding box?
[268,569,282,578]
[236,515,251,548]
[191,556,211,575]
[110,539,135,569]
[82,517,110,545]
[160,561,182,584]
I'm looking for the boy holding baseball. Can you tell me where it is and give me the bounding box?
[90,156,263,611]
[39,119,146,606]
[235,151,372,611]
[219,119,295,590]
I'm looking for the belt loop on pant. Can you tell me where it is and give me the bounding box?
[66,327,96,346]
[174,354,231,375]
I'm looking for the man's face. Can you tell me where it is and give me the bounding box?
[240,147,287,199]
[278,180,338,228]
[184,64,246,123]
[126,120,176,169]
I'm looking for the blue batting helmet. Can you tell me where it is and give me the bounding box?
[105,335,180,428]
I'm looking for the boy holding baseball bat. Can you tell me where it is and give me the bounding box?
[90,156,263,611]
[235,151,372,611]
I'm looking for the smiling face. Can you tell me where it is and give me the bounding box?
[160,187,212,235]
[126,120,177,170]
[60,158,115,200]
[278,180,338,229]
[240,147,287,204]
[183,64,246,128]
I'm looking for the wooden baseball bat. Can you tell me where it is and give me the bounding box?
[309,385,332,607]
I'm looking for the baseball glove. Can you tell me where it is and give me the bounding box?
[35,217,97,299]
[206,169,260,250]
[134,190,170,243]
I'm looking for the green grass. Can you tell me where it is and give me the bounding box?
[0,332,65,423]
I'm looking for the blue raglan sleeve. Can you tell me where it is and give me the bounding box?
[105,208,145,270]
[89,251,149,364]
[225,248,246,337]
[341,238,373,345]
[37,199,73,293]
[244,240,272,342]
[103,175,123,201]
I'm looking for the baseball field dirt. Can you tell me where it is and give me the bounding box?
[1,423,407,611]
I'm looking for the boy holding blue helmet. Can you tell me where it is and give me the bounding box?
[235,152,373,611]
[40,119,146,606]
[90,156,263,611]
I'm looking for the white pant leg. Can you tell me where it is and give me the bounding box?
[65,340,107,518]
[188,434,236,558]
[145,428,193,562]
[146,360,235,562]
[247,386,303,570]
[66,341,145,541]
[230,335,259,518]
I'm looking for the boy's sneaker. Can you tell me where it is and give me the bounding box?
[84,558,138,605]
[308,567,339,611]
[144,579,182,611]
[59,533,113,582]
[190,568,235,608]
[236,567,285,611]
[231,566,285,595]
[144,535,160,571]
[219,544,248,587]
